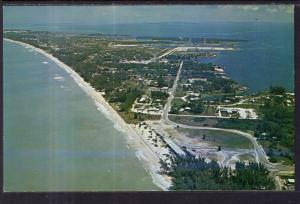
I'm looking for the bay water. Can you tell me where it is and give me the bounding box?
[7,22,294,92]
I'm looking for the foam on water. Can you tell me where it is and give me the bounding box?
[53,76,65,81]
[95,101,110,116]
[72,77,85,90]
[113,123,126,133]
[94,101,125,134]
[48,56,127,135]
[27,45,133,137]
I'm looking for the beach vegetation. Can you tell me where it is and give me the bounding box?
[160,154,276,190]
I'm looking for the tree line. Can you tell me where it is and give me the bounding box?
[160,154,276,190]
[255,86,294,163]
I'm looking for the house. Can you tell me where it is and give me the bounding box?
[188,78,208,83]
[185,107,191,111]
[220,108,238,114]
[287,179,295,184]
[214,68,224,72]
[139,95,148,103]
[179,108,185,112]
[160,87,170,93]
[149,87,161,92]
[181,83,192,88]
[190,97,199,101]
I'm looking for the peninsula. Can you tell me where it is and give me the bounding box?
[4,30,295,191]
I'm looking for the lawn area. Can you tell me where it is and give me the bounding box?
[169,116,258,132]
[215,118,259,132]
[172,98,186,107]
[233,103,261,109]
[175,87,186,97]
[273,156,295,166]
[203,105,217,115]
[178,128,253,149]
[169,115,218,127]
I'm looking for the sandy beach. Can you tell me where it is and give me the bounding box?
[4,38,171,190]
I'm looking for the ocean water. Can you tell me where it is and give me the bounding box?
[3,40,159,191]
[7,22,294,92]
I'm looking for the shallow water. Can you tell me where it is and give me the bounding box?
[3,40,159,191]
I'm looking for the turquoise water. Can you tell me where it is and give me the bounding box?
[3,40,159,191]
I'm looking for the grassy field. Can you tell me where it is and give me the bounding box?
[203,106,217,115]
[168,116,258,133]
[215,118,259,132]
[169,115,218,127]
[233,103,262,109]
[172,98,186,107]
[178,128,253,149]
[174,88,186,97]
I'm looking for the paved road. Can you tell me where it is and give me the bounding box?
[146,46,235,60]
[162,60,183,121]
[168,113,258,120]
[159,60,274,169]
[154,125,186,156]
[164,116,292,173]
[156,58,291,190]
[157,47,178,59]
[205,99,247,107]
[165,112,293,174]
[166,120,262,162]
[158,60,185,156]
[159,59,292,176]
[169,113,223,119]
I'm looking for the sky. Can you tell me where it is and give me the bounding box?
[4,4,294,27]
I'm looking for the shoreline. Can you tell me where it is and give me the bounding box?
[4,38,171,191]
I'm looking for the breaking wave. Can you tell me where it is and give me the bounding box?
[53,75,65,81]
[94,100,125,133]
